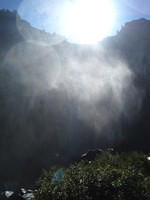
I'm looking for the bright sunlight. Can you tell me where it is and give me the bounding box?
[61,0,116,44]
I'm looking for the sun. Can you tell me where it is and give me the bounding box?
[61,0,116,44]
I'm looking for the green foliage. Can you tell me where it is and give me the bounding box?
[35,152,150,200]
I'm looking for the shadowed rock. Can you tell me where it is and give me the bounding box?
[80,149,104,161]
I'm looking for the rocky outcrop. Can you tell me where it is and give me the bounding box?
[1,188,35,200]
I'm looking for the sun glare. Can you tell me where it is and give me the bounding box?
[61,0,116,44]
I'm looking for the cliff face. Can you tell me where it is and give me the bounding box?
[103,19,150,150]
[0,9,150,186]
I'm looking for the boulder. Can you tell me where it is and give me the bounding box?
[80,149,103,161]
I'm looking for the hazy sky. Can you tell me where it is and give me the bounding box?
[0,0,150,41]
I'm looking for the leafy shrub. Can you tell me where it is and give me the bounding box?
[35,152,150,200]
